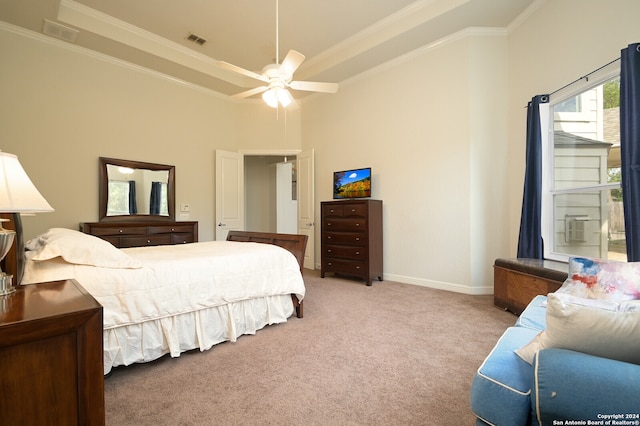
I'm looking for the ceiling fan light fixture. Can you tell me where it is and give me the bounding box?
[262,88,279,108]
[277,88,293,107]
[262,87,293,108]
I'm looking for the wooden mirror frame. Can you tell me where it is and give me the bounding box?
[99,157,175,222]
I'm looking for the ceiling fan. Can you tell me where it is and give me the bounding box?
[217,0,338,108]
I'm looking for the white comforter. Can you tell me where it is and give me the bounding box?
[25,241,305,330]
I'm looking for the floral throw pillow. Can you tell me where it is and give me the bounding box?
[556,257,640,301]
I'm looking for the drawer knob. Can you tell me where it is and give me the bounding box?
[351,209,356,212]
[119,229,123,233]
[355,237,360,241]
[356,266,360,269]
[328,262,332,266]
[356,251,360,255]
[147,239,151,243]
[327,222,332,226]
[356,223,360,226]
[327,236,332,239]
[327,249,332,253]
[171,228,175,231]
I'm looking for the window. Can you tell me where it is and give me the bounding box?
[107,180,132,215]
[107,180,168,215]
[543,71,625,262]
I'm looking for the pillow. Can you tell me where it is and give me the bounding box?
[21,253,76,285]
[27,228,142,269]
[556,257,640,301]
[515,292,640,365]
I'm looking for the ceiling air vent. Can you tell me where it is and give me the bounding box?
[42,19,79,43]
[186,33,207,46]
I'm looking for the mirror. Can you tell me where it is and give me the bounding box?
[99,157,175,222]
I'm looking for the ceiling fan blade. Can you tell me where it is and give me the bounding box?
[217,61,268,85]
[281,50,306,76]
[231,86,269,100]
[289,80,339,93]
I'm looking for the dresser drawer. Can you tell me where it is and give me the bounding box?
[89,226,148,236]
[324,245,367,261]
[148,224,195,234]
[322,203,368,218]
[341,204,368,217]
[322,204,345,217]
[120,235,172,247]
[172,233,195,244]
[323,232,367,246]
[323,218,367,231]
[322,258,367,277]
[100,236,121,247]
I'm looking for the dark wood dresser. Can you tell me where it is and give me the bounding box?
[320,199,383,285]
[81,221,198,248]
[0,279,105,425]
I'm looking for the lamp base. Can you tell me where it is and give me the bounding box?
[0,272,15,296]
[0,220,17,296]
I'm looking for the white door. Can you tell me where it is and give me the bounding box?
[297,149,315,270]
[215,150,244,240]
[277,161,298,234]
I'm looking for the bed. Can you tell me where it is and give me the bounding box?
[10,224,307,375]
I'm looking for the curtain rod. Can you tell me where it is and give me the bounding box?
[549,57,620,96]
[524,57,620,108]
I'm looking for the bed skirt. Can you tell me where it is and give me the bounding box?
[103,294,294,374]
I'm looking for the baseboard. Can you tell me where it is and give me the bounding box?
[313,262,492,295]
[384,273,492,295]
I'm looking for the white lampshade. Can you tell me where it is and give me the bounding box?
[0,151,54,213]
[277,88,293,107]
[262,87,294,108]
[262,88,279,108]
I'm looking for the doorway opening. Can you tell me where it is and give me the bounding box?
[244,155,297,233]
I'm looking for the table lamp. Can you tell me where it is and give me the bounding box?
[0,151,54,295]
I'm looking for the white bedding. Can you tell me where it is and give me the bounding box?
[23,236,305,374]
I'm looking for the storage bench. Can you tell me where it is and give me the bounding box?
[493,258,568,315]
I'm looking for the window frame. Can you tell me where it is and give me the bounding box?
[541,62,621,262]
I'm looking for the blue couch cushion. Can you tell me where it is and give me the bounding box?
[515,295,548,331]
[533,348,640,425]
[470,326,541,426]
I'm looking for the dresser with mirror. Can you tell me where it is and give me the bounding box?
[81,157,198,247]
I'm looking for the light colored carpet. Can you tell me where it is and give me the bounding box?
[104,269,514,425]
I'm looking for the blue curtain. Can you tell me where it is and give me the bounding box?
[128,180,137,214]
[517,94,549,259]
[621,43,640,262]
[150,182,162,215]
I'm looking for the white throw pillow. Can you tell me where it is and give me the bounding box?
[515,292,640,365]
[27,228,142,269]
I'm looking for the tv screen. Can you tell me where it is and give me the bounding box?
[333,167,371,199]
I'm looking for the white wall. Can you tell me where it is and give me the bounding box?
[506,0,640,256]
[302,30,509,294]
[0,23,300,241]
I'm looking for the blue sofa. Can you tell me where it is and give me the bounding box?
[470,295,640,425]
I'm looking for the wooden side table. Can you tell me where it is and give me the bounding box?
[0,280,105,425]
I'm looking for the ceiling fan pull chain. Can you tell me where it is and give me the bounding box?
[275,0,279,64]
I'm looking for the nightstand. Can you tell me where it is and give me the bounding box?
[0,280,105,425]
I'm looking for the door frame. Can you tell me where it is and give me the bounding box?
[240,149,315,270]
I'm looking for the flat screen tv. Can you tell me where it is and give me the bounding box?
[333,167,371,199]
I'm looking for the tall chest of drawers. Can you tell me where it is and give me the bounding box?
[81,221,198,248]
[321,199,383,285]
